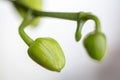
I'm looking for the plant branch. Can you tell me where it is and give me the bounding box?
[19,11,34,46]
[32,10,78,21]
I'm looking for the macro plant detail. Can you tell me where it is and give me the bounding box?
[84,32,106,61]
[9,0,107,72]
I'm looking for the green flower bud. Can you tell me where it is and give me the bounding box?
[83,32,106,61]
[16,0,42,10]
[12,0,42,26]
[28,38,65,72]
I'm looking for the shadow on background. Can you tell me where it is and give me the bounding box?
[98,42,120,80]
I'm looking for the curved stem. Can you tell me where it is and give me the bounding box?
[32,11,102,42]
[19,12,34,47]
[75,12,101,41]
[32,11,101,32]
[86,14,101,32]
[79,12,101,32]
[12,1,101,32]
[13,1,101,42]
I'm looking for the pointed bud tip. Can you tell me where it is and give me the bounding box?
[75,36,81,42]
[75,33,82,42]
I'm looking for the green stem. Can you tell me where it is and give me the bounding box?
[12,1,101,32]
[32,11,101,32]
[74,12,101,41]
[19,13,34,47]
[79,12,101,32]
[32,10,78,21]
[14,1,101,43]
[32,11,102,42]
[75,19,87,41]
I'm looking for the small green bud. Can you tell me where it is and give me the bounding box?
[13,0,42,26]
[83,32,106,61]
[28,38,65,72]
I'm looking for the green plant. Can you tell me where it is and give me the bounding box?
[10,0,107,72]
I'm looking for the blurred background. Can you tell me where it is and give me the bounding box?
[0,0,120,80]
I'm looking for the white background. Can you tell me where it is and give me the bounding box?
[0,0,120,80]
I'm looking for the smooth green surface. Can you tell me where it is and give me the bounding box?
[15,0,107,68]
[19,11,65,72]
[28,38,65,72]
[32,11,78,21]
[83,32,106,61]
[18,10,106,62]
